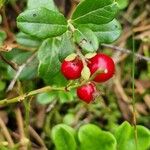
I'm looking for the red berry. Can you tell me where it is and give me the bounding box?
[61,58,83,80]
[88,53,115,82]
[77,83,96,103]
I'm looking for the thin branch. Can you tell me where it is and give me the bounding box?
[7,52,37,92]
[15,108,28,150]
[101,44,150,62]
[0,60,124,106]
[0,86,65,106]
[0,43,36,52]
[29,126,47,149]
[0,117,14,148]
[0,43,16,52]
[10,2,21,14]
[114,77,131,103]
[133,24,150,32]
[1,7,14,39]
[0,52,18,71]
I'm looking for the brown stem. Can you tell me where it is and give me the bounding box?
[0,43,36,52]
[15,108,28,150]
[11,2,21,14]
[0,52,18,71]
[29,126,47,149]
[0,117,14,148]
[102,44,150,62]
[1,7,14,39]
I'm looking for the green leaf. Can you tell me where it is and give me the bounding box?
[7,51,38,80]
[116,0,129,9]
[37,90,74,105]
[16,32,42,48]
[59,32,75,61]
[17,7,67,39]
[27,0,58,11]
[0,30,7,45]
[58,90,74,103]
[38,38,61,84]
[51,72,68,86]
[3,48,21,60]
[37,92,57,105]
[79,19,122,44]
[73,27,99,53]
[52,124,77,150]
[115,121,150,150]
[72,0,119,24]
[78,124,116,150]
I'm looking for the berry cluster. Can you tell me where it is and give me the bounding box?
[61,53,115,103]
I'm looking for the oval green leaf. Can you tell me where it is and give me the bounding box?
[78,124,116,150]
[74,27,99,53]
[58,90,74,103]
[38,38,61,84]
[114,121,150,150]
[52,124,77,150]
[37,92,57,105]
[16,32,41,48]
[79,19,122,44]
[59,32,75,61]
[17,7,67,39]
[27,0,58,11]
[72,0,119,24]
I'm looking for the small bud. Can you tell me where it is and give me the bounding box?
[81,66,91,80]
[85,53,97,59]
[65,53,77,61]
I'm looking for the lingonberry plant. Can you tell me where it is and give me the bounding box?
[0,0,150,150]
[14,0,122,103]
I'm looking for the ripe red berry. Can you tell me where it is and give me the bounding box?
[61,58,83,80]
[77,83,96,103]
[88,53,115,82]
